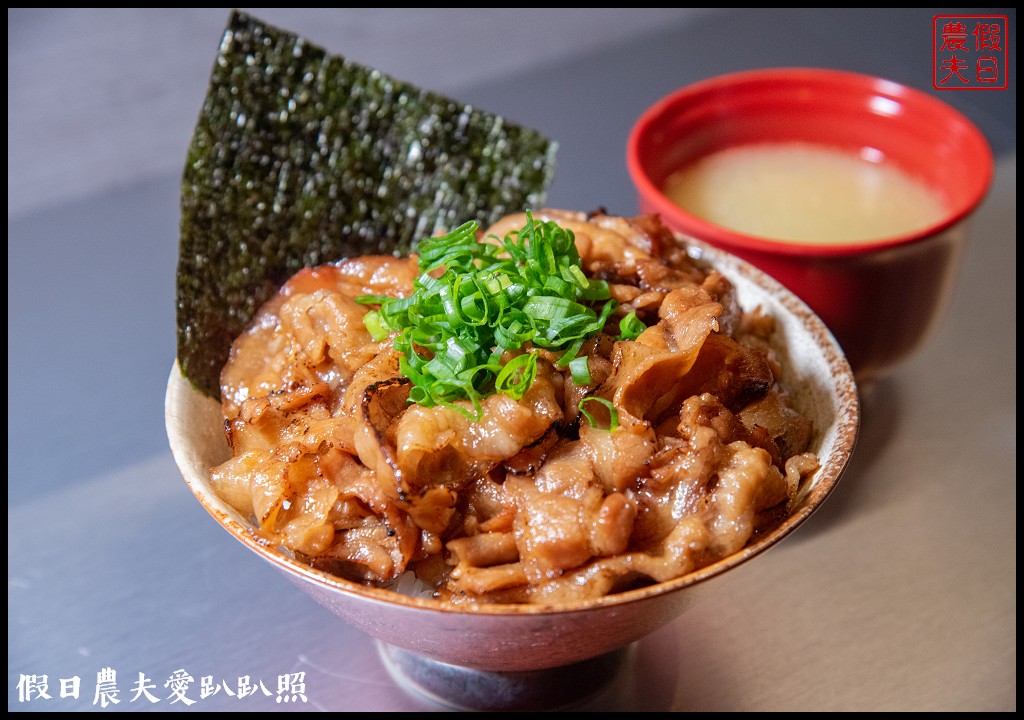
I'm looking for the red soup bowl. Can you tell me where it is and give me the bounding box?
[627,67,993,383]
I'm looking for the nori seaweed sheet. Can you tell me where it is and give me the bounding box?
[177,11,557,398]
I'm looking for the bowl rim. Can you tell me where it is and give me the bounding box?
[166,237,860,617]
[626,66,995,258]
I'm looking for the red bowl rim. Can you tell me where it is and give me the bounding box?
[626,67,995,258]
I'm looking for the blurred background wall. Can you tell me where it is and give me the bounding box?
[7,8,721,220]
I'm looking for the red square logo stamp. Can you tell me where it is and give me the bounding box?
[934,15,1009,90]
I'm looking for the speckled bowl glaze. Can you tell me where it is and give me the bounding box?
[166,237,859,707]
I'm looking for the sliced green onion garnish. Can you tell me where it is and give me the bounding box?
[358,212,618,412]
[362,310,390,342]
[578,396,619,432]
[618,311,647,340]
[568,355,591,385]
[495,352,539,400]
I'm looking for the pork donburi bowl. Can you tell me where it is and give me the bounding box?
[176,209,855,604]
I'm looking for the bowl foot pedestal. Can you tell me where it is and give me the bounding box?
[377,641,631,711]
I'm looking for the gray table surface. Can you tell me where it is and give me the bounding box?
[8,8,1016,712]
